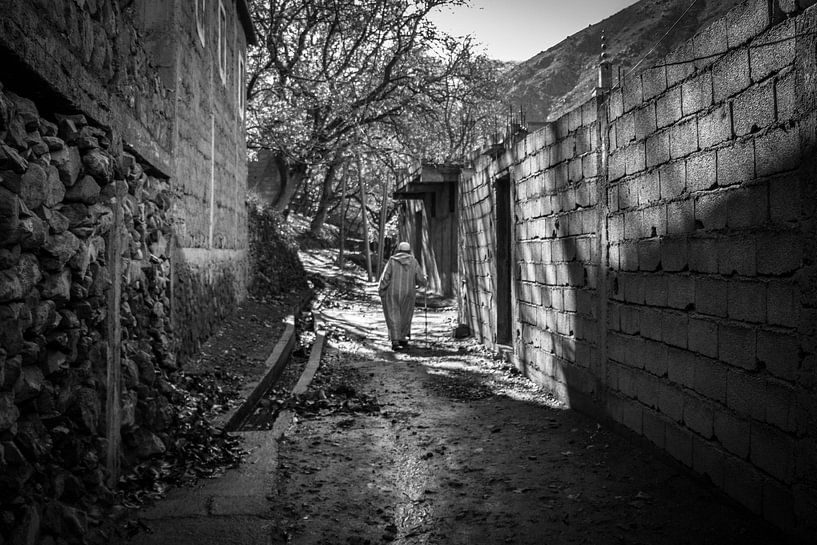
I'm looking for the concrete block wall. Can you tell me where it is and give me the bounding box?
[458,0,817,537]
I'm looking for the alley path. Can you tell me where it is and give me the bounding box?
[267,274,787,545]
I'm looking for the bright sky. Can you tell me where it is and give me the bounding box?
[430,0,640,62]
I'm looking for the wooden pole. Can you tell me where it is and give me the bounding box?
[105,197,122,487]
[338,163,349,268]
[377,171,389,276]
[358,156,373,281]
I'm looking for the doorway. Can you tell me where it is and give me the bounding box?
[495,175,512,345]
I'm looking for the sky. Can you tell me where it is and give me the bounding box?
[430,0,640,62]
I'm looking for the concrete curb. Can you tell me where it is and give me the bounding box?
[214,290,314,432]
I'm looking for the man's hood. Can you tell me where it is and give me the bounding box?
[391,253,415,267]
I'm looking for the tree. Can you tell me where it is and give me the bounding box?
[245,0,471,212]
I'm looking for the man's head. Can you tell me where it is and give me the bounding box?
[396,242,411,253]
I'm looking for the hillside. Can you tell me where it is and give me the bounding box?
[506,0,742,122]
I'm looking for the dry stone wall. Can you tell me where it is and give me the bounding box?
[458,0,817,537]
[0,84,177,544]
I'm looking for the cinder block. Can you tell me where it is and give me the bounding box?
[684,395,715,438]
[621,272,645,305]
[662,311,688,348]
[661,160,687,199]
[719,323,757,370]
[638,239,661,271]
[756,126,801,177]
[667,275,694,310]
[726,183,768,229]
[624,209,643,240]
[693,437,726,488]
[751,423,794,483]
[642,65,668,101]
[769,174,800,225]
[608,214,625,244]
[621,241,639,271]
[643,274,667,306]
[682,72,713,116]
[716,139,755,188]
[695,276,728,317]
[668,346,696,387]
[641,307,663,341]
[636,372,660,408]
[608,149,626,182]
[618,181,636,211]
[775,71,796,124]
[642,205,667,238]
[712,49,751,102]
[724,456,763,514]
[622,73,643,113]
[656,86,683,129]
[727,368,765,418]
[698,104,733,150]
[766,281,799,328]
[688,317,719,358]
[726,0,772,48]
[661,237,689,272]
[714,409,751,458]
[693,17,728,72]
[625,142,646,176]
[666,422,694,467]
[667,200,695,234]
[689,237,719,273]
[750,18,796,82]
[643,339,669,377]
[609,88,624,121]
[764,379,795,432]
[686,151,717,193]
[621,397,644,434]
[620,305,641,335]
[645,130,671,168]
[582,153,600,179]
[634,171,660,205]
[695,191,728,231]
[658,382,685,422]
[615,114,636,147]
[695,356,728,403]
[717,235,757,276]
[670,118,699,159]
[666,40,695,87]
[757,329,799,381]
[732,81,776,137]
[756,230,802,275]
[728,281,767,323]
[643,408,667,448]
[634,104,657,141]
[762,478,797,532]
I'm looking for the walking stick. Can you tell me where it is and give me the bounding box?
[424,289,428,347]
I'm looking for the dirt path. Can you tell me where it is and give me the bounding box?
[269,279,787,545]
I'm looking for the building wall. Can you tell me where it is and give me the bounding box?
[458,0,817,536]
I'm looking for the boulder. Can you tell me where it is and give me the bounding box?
[0,270,23,302]
[19,163,47,209]
[0,168,21,193]
[64,175,100,204]
[41,207,69,234]
[50,145,81,187]
[57,203,91,228]
[14,366,44,403]
[0,187,21,245]
[0,143,28,173]
[16,253,41,295]
[43,231,81,269]
[18,215,46,250]
[40,269,71,304]
[43,165,65,207]
[0,392,20,431]
[0,245,20,269]
[7,93,40,131]
[82,149,113,183]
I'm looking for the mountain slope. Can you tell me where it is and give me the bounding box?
[506,0,742,122]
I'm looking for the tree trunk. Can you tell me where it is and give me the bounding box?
[358,156,373,281]
[271,156,306,213]
[377,175,389,276]
[309,162,338,235]
[337,165,349,268]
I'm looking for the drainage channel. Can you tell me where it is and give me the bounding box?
[237,310,317,431]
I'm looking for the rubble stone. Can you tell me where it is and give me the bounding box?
[50,146,81,187]
[64,175,100,204]
[43,165,65,207]
[14,366,44,403]
[19,163,47,210]
[0,391,20,431]
[43,232,81,270]
[82,149,113,183]
[40,270,71,304]
[0,143,28,173]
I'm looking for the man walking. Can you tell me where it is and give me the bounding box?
[378,242,427,350]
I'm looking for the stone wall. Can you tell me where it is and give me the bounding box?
[458,0,817,537]
[0,87,177,543]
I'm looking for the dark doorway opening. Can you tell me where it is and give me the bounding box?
[414,210,423,265]
[495,175,512,345]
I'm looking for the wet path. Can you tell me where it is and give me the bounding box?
[268,279,787,545]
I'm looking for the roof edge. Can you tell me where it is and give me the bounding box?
[236,0,258,46]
